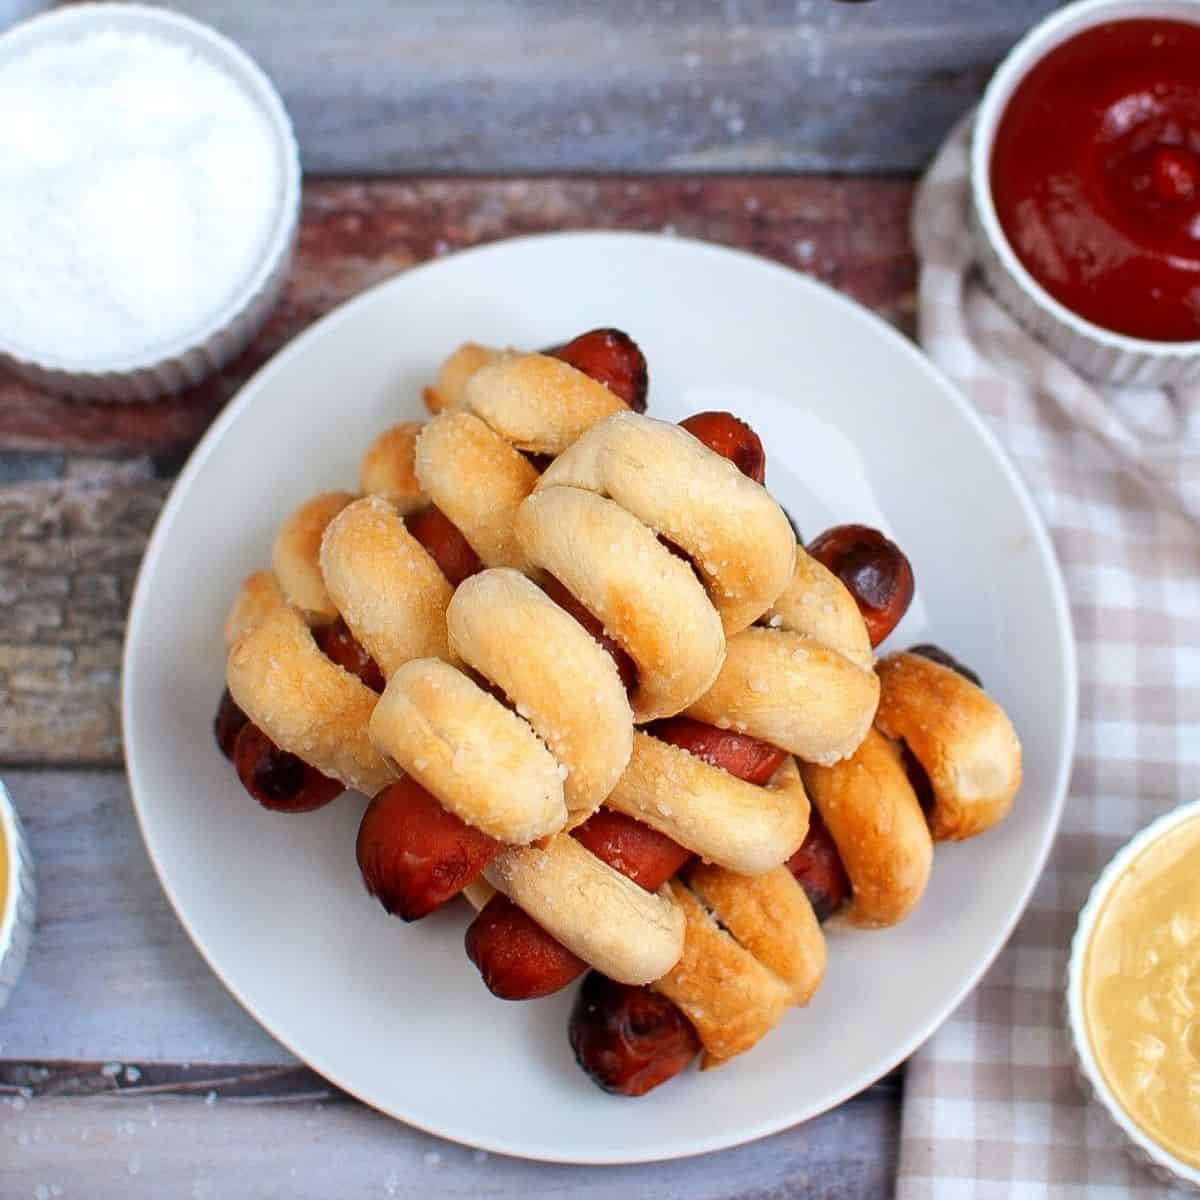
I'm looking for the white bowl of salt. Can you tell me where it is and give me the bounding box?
[0,3,300,400]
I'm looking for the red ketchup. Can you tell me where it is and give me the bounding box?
[990,19,1200,342]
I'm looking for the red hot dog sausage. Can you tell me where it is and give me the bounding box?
[649,716,789,786]
[464,719,787,1001]
[313,618,385,693]
[569,971,701,1097]
[232,723,343,813]
[405,505,483,587]
[545,328,648,412]
[678,411,766,484]
[785,803,852,923]
[806,524,914,649]
[357,777,500,922]
[463,810,692,1001]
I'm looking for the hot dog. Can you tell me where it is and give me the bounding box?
[219,329,648,816]
[358,777,500,921]
[570,971,701,1097]
[404,505,483,588]
[806,524,914,648]
[313,619,386,693]
[678,411,766,485]
[232,722,343,813]
[463,718,786,1000]
[465,408,794,996]
[785,805,852,922]
[545,328,648,413]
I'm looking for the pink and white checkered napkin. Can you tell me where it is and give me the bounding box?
[896,118,1200,1198]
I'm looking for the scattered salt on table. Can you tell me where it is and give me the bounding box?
[0,29,282,367]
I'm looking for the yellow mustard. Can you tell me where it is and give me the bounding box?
[1082,813,1200,1169]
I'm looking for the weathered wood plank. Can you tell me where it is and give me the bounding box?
[0,1083,898,1198]
[0,463,167,765]
[40,0,1055,174]
[0,175,916,456]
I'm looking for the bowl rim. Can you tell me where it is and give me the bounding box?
[0,782,20,961]
[0,1,301,378]
[970,0,1200,360]
[1066,796,1200,1187]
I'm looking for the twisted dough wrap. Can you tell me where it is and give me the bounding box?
[270,491,356,624]
[653,864,825,1067]
[800,727,933,928]
[484,835,685,985]
[359,422,425,513]
[605,735,810,874]
[515,486,725,721]
[875,652,1022,841]
[422,342,500,413]
[687,550,880,765]
[535,411,796,635]
[464,353,627,456]
[319,496,453,679]
[225,599,392,796]
[369,658,567,844]
[415,352,629,570]
[223,569,285,649]
[415,410,538,569]
[446,569,633,828]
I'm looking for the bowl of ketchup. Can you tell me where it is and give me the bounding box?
[971,0,1200,386]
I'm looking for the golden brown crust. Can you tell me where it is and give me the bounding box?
[537,412,796,634]
[415,410,538,568]
[368,658,567,844]
[686,627,879,766]
[464,352,628,456]
[319,496,453,679]
[652,866,824,1067]
[684,863,824,1008]
[359,422,425,514]
[765,548,874,672]
[447,569,633,828]
[223,570,286,649]
[800,728,933,928]
[604,735,809,874]
[422,342,500,413]
[515,485,726,722]
[484,835,685,985]
[270,491,357,625]
[875,652,1022,841]
[225,603,393,796]
[687,550,879,765]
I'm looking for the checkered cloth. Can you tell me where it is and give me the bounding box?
[897,117,1200,1198]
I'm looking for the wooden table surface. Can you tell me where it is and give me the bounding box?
[0,2,1051,1195]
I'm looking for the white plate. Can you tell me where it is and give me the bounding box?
[124,232,1077,1164]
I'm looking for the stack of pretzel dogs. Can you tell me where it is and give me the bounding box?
[214,328,1023,1096]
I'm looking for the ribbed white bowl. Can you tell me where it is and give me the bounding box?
[1066,798,1200,1191]
[0,3,301,402]
[970,0,1200,388]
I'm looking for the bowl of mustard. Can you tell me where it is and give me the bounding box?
[1068,799,1200,1189]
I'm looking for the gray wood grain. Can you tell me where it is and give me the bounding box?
[67,0,1061,173]
[0,1085,898,1198]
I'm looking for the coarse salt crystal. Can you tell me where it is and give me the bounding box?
[0,29,283,368]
